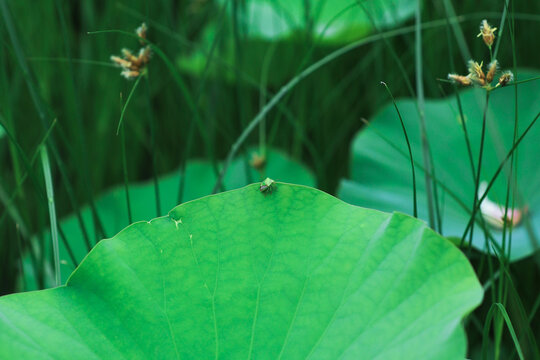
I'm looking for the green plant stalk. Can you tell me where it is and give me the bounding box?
[259,43,278,160]
[211,17,461,193]
[177,0,229,203]
[459,109,540,248]
[232,0,248,132]
[356,0,438,229]
[0,0,94,249]
[482,303,524,360]
[363,118,503,253]
[120,124,132,224]
[267,2,358,166]
[504,266,540,360]
[27,57,117,67]
[54,0,106,244]
[442,0,472,64]
[0,48,24,204]
[442,11,478,236]
[454,90,476,180]
[144,77,161,217]
[0,120,56,234]
[116,75,143,135]
[40,146,60,287]
[88,29,218,179]
[496,4,519,358]
[359,108,540,259]
[0,179,29,240]
[380,82,417,218]
[462,91,490,250]
[493,0,510,60]
[414,0,439,231]
[14,224,26,291]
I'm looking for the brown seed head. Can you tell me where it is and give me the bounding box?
[111,56,132,69]
[448,74,472,86]
[136,23,148,43]
[486,60,498,83]
[477,19,497,48]
[250,153,267,171]
[111,26,152,80]
[121,70,140,79]
[498,71,514,87]
[137,46,152,65]
[468,60,485,86]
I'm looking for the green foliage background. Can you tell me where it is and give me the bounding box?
[1,0,539,358]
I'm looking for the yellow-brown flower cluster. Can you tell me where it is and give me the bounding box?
[448,60,512,89]
[111,23,151,79]
[447,20,513,90]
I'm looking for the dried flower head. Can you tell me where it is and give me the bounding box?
[448,74,472,86]
[477,19,497,48]
[468,60,486,86]
[498,71,514,87]
[486,60,498,83]
[250,152,266,171]
[111,24,152,79]
[136,23,148,45]
[136,23,147,39]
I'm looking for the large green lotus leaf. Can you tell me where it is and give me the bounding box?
[2,183,481,359]
[339,71,540,261]
[24,148,314,288]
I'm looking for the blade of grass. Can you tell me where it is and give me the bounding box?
[40,146,60,287]
[414,0,440,231]
[178,0,230,203]
[462,91,490,250]
[116,75,143,135]
[0,0,95,249]
[442,0,472,64]
[120,120,132,224]
[460,110,540,247]
[143,77,161,216]
[54,0,107,243]
[210,17,465,193]
[492,0,510,60]
[482,303,524,360]
[88,29,218,179]
[380,82,417,218]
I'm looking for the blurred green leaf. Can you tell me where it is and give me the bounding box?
[178,0,417,85]
[2,183,481,359]
[24,148,314,287]
[219,0,417,43]
[339,71,540,261]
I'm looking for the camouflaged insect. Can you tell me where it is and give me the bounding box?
[259,177,275,194]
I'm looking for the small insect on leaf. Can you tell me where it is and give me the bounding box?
[259,177,275,195]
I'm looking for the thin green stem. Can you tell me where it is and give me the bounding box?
[116,75,142,135]
[120,124,132,224]
[482,303,524,360]
[54,0,107,244]
[415,0,438,231]
[381,82,417,218]
[40,146,60,287]
[0,0,95,247]
[145,77,161,217]
[462,91,490,250]
[460,110,540,246]
[89,29,217,175]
